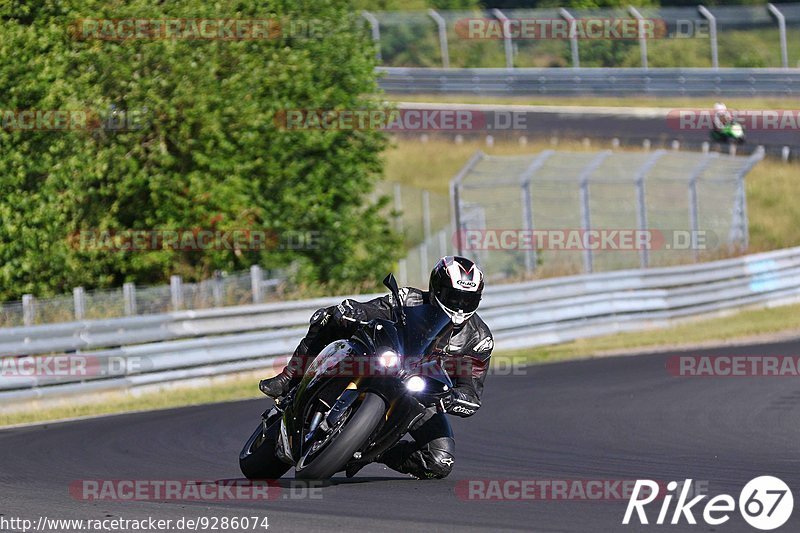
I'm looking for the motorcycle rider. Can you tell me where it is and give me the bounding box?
[712,102,733,131]
[259,255,493,479]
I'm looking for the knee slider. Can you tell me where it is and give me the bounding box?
[421,437,455,479]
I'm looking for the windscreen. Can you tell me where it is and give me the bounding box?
[400,303,453,358]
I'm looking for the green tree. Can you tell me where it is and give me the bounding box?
[0,0,400,300]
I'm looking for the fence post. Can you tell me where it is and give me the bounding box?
[170,275,183,311]
[392,182,404,234]
[578,151,613,273]
[697,6,718,70]
[22,294,34,326]
[634,150,667,269]
[420,243,429,284]
[123,282,136,316]
[398,258,408,286]
[491,9,514,69]
[687,153,718,260]
[767,3,789,69]
[250,265,263,304]
[730,146,764,251]
[559,8,580,68]
[449,151,484,256]
[428,9,450,68]
[628,6,648,70]
[212,270,224,307]
[73,287,85,320]
[420,190,432,278]
[361,11,382,62]
[452,180,462,256]
[422,190,432,243]
[518,150,555,273]
[520,182,535,273]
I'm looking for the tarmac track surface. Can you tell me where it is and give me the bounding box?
[401,109,796,157]
[2,338,800,532]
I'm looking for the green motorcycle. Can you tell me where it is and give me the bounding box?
[711,120,745,145]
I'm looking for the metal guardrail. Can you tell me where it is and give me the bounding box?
[377,67,800,97]
[4,245,800,405]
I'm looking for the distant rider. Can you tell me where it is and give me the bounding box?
[712,102,733,131]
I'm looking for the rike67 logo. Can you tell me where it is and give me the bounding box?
[623,477,793,530]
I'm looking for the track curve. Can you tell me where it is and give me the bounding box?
[3,338,800,532]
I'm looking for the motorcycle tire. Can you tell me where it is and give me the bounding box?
[295,392,385,480]
[239,419,292,480]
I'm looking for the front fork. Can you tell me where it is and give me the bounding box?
[272,382,363,466]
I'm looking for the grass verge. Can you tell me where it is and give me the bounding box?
[4,301,800,428]
[0,374,262,428]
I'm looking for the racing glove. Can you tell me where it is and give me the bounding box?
[441,388,481,417]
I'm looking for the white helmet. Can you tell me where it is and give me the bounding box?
[429,256,484,326]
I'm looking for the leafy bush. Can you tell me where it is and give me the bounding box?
[0,0,401,300]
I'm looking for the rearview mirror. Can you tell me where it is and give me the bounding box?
[382,273,406,325]
[383,273,399,293]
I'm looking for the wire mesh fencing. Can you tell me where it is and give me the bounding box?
[374,181,451,287]
[448,148,761,282]
[1,266,287,328]
[363,3,800,69]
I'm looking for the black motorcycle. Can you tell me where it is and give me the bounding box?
[239,274,455,480]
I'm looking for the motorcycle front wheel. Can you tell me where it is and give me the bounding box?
[295,392,385,480]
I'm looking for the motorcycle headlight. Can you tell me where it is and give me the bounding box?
[378,350,399,368]
[405,375,426,392]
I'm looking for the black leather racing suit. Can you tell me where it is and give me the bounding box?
[280,287,494,479]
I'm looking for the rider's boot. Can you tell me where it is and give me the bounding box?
[259,340,312,398]
[259,369,294,398]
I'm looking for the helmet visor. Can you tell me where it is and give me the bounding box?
[436,285,481,314]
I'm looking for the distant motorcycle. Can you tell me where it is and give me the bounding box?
[711,119,745,145]
[239,273,455,480]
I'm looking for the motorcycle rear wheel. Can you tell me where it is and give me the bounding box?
[239,419,292,480]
